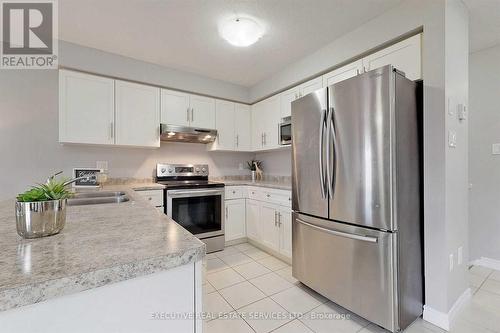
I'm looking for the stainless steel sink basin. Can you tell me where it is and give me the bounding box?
[67,191,130,206]
[71,191,126,199]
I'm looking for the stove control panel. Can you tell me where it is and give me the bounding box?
[156,163,209,177]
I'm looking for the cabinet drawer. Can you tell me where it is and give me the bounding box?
[262,189,292,207]
[225,186,245,199]
[247,187,262,200]
[135,189,163,207]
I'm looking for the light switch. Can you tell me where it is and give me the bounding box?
[457,104,466,121]
[448,130,457,148]
[492,144,500,155]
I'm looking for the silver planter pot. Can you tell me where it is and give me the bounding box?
[15,199,67,239]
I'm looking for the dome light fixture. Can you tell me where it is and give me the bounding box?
[219,16,265,47]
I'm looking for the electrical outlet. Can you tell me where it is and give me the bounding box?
[449,254,454,272]
[458,246,463,265]
[448,130,457,148]
[96,161,108,171]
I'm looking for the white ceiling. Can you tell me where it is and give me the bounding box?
[464,0,500,53]
[59,0,403,87]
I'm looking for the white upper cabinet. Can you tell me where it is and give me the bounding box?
[234,103,252,151]
[160,89,190,127]
[279,77,322,118]
[59,70,115,145]
[299,77,323,96]
[252,95,280,151]
[161,89,215,129]
[322,60,364,87]
[190,95,215,129]
[213,99,235,150]
[363,34,422,80]
[115,80,160,147]
[279,87,300,119]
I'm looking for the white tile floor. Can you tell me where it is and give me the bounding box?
[202,243,500,333]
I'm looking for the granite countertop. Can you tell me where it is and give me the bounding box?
[0,186,205,312]
[222,180,291,191]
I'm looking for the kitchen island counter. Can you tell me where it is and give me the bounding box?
[0,186,205,313]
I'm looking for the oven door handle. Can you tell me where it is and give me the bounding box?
[167,189,224,197]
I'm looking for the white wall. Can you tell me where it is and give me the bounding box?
[0,47,253,201]
[255,150,291,177]
[248,0,470,323]
[469,44,500,262]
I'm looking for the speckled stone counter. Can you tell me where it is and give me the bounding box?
[222,180,291,191]
[0,187,205,312]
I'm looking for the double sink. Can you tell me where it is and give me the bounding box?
[67,191,130,206]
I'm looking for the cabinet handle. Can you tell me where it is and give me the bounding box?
[261,133,264,146]
[186,108,190,122]
[266,194,271,198]
[110,122,114,139]
[236,134,239,147]
[278,212,282,226]
[191,108,194,122]
[274,211,277,226]
[225,206,228,219]
[263,133,267,145]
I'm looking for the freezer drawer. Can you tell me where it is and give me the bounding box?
[292,212,397,332]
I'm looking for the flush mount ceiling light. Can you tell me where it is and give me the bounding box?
[219,16,265,47]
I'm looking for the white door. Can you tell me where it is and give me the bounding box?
[234,103,252,151]
[299,77,323,97]
[115,80,160,147]
[214,100,235,150]
[59,70,115,145]
[279,86,300,119]
[160,89,190,126]
[278,207,292,259]
[251,101,265,151]
[363,34,422,80]
[189,95,215,129]
[245,199,260,241]
[260,203,280,252]
[263,96,280,150]
[322,60,363,87]
[225,199,246,242]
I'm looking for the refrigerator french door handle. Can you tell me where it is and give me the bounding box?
[296,218,378,243]
[319,109,327,199]
[326,107,335,198]
[329,107,338,199]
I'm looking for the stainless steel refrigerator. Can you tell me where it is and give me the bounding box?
[291,65,422,332]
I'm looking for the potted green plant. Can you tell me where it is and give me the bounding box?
[246,160,263,182]
[16,173,73,239]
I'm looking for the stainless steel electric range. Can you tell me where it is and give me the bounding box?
[156,163,224,253]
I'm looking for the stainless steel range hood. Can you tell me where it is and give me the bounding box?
[160,124,217,143]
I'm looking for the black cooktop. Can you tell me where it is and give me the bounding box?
[156,178,224,190]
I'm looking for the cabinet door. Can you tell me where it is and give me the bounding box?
[225,199,246,242]
[214,99,235,150]
[278,207,292,259]
[59,70,115,145]
[115,81,160,147]
[363,34,421,80]
[279,86,300,119]
[322,60,363,87]
[190,95,215,129]
[246,199,261,241]
[260,203,280,252]
[235,103,252,151]
[263,95,280,150]
[251,101,265,151]
[299,77,323,97]
[161,89,190,126]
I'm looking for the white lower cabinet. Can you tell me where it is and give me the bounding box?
[225,186,292,260]
[224,198,246,242]
[245,199,261,241]
[278,206,292,258]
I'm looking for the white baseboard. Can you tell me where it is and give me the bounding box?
[423,288,471,331]
[471,257,500,271]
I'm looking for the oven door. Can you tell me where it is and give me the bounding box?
[166,188,224,239]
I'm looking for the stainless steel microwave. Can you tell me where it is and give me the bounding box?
[279,116,292,145]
